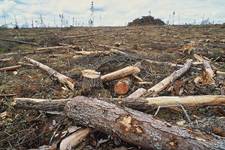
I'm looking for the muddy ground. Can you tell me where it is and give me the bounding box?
[0,25,225,149]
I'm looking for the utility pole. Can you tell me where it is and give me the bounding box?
[88,1,94,26]
[172,11,176,25]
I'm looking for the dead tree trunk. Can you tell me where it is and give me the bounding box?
[128,59,192,98]
[13,97,225,150]
[0,65,22,72]
[101,66,140,82]
[25,57,75,91]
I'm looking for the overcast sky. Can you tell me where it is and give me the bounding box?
[0,0,225,27]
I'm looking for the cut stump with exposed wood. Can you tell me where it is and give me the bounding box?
[81,69,103,94]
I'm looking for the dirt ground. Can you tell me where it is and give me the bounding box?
[0,25,225,149]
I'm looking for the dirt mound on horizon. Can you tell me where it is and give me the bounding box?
[128,15,165,26]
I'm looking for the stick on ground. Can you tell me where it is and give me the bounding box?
[25,57,75,91]
[128,59,192,98]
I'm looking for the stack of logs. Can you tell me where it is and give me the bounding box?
[1,46,225,149]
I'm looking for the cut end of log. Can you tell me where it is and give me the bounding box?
[114,78,132,95]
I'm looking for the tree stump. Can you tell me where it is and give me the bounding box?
[81,70,103,94]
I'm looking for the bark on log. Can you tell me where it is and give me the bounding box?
[60,128,91,150]
[14,95,225,113]
[0,65,22,72]
[101,66,140,82]
[13,96,225,150]
[114,77,132,95]
[65,97,224,150]
[81,70,103,93]
[25,57,75,91]
[128,59,192,98]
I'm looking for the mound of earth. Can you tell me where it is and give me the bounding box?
[128,15,165,26]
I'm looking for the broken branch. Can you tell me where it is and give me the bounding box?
[25,57,75,91]
[0,65,22,72]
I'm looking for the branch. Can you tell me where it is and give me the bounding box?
[25,57,75,91]
[128,59,192,98]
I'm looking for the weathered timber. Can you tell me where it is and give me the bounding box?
[13,96,225,150]
[0,65,22,72]
[101,66,140,82]
[128,59,192,98]
[25,57,75,91]
[60,128,91,150]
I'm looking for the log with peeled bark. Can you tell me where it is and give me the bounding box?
[36,45,78,51]
[0,58,12,62]
[128,59,192,98]
[14,95,225,113]
[13,96,225,150]
[60,128,91,150]
[203,60,215,84]
[25,57,75,91]
[101,66,140,82]
[0,65,22,72]
[114,77,132,95]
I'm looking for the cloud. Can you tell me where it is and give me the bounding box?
[0,0,225,27]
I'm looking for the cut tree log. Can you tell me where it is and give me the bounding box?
[111,95,225,111]
[114,77,132,95]
[0,38,38,46]
[36,45,78,51]
[60,128,91,150]
[128,59,192,98]
[25,57,75,91]
[81,69,103,93]
[101,66,140,82]
[203,60,215,84]
[13,96,225,150]
[0,58,12,62]
[74,51,111,56]
[14,95,225,113]
[0,65,22,72]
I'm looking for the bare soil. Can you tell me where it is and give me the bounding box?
[0,25,225,149]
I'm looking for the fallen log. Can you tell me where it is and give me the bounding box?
[101,66,140,82]
[13,96,225,150]
[0,94,16,97]
[36,45,78,51]
[60,128,91,150]
[25,57,75,91]
[74,51,111,55]
[14,95,225,113]
[114,77,132,95]
[0,65,22,72]
[128,59,192,98]
[0,38,38,46]
[203,60,215,84]
[0,58,12,62]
